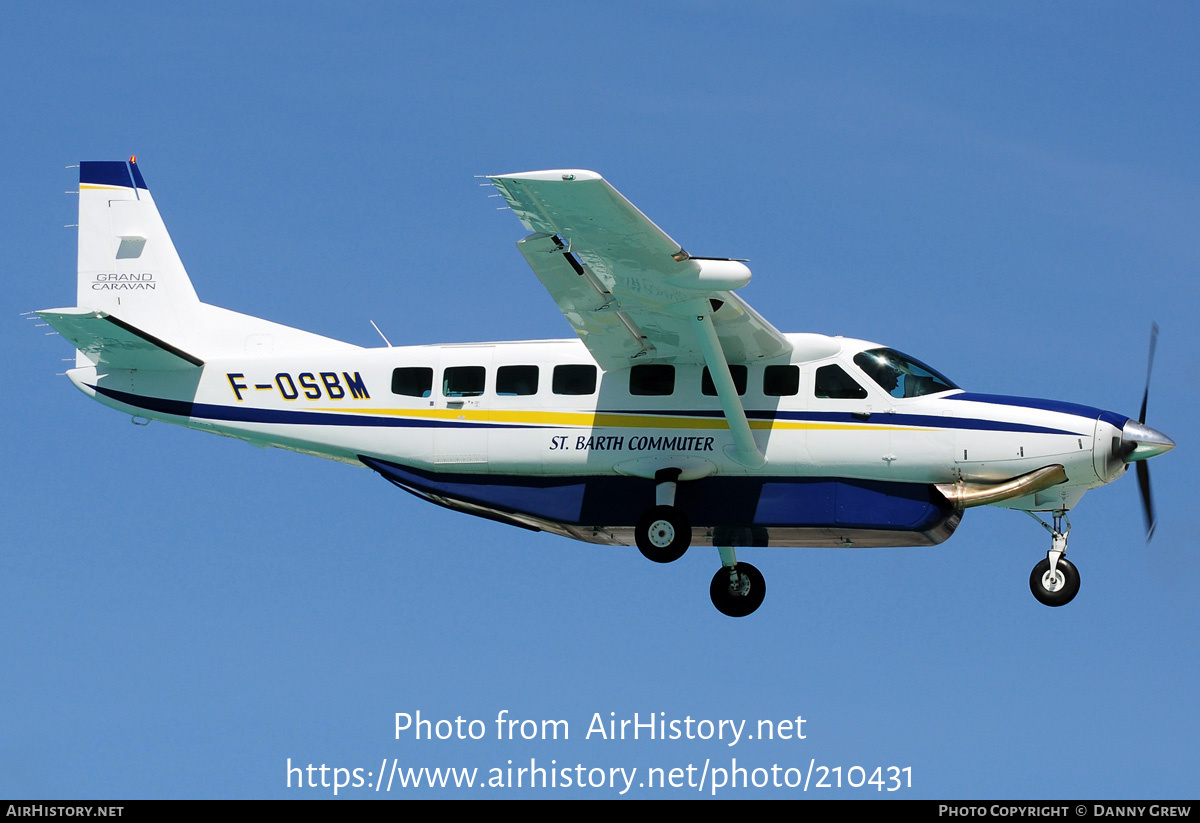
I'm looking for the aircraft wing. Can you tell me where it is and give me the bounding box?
[488,170,792,371]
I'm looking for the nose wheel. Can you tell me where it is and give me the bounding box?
[1030,556,1080,607]
[1026,511,1080,607]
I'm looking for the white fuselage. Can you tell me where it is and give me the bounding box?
[68,331,1127,548]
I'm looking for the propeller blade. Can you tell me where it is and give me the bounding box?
[1140,322,1158,424]
[1138,459,1156,543]
[1137,323,1162,542]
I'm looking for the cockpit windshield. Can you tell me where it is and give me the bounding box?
[852,348,958,399]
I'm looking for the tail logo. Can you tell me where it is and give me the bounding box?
[91,272,156,290]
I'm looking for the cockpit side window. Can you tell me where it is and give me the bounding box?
[852,348,958,399]
[814,365,868,399]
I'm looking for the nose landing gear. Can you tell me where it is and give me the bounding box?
[1027,511,1080,607]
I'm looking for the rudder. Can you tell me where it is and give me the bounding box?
[77,159,200,360]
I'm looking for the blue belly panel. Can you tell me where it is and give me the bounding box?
[361,457,951,533]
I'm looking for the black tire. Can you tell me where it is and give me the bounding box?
[709,562,766,617]
[1029,557,1080,607]
[635,505,691,563]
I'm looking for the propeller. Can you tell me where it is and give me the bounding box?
[1110,324,1172,541]
[1133,323,1164,541]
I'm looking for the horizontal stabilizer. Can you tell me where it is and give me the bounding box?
[37,307,203,370]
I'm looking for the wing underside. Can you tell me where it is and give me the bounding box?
[489,170,791,371]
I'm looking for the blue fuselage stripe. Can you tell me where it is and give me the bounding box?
[91,385,531,429]
[91,385,1103,435]
[949,393,1127,429]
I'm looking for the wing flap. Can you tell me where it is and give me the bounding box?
[516,232,652,367]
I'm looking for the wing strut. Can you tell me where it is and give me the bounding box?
[683,299,766,469]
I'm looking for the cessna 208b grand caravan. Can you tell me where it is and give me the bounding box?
[38,159,1174,616]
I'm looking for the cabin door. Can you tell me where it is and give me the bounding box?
[432,347,493,467]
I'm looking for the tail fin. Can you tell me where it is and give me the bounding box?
[50,159,357,367]
[76,159,201,361]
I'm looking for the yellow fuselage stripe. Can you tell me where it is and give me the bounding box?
[308,406,932,432]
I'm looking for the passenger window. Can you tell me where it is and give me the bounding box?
[701,365,747,396]
[763,365,799,397]
[443,366,485,398]
[392,367,433,398]
[629,364,675,396]
[814,365,868,399]
[552,364,597,395]
[496,365,539,396]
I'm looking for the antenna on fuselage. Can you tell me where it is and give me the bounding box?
[369,319,393,347]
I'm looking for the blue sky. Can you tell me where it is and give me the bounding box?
[4,2,1198,798]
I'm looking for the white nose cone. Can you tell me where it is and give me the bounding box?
[1121,420,1175,462]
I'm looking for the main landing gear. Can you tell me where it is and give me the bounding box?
[635,505,690,563]
[635,469,691,563]
[710,548,765,617]
[1026,511,1080,607]
[634,469,766,616]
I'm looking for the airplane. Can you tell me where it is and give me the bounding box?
[36,159,1175,617]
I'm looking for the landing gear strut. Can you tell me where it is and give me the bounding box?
[709,547,766,617]
[631,469,766,615]
[635,469,691,563]
[1027,511,1080,607]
